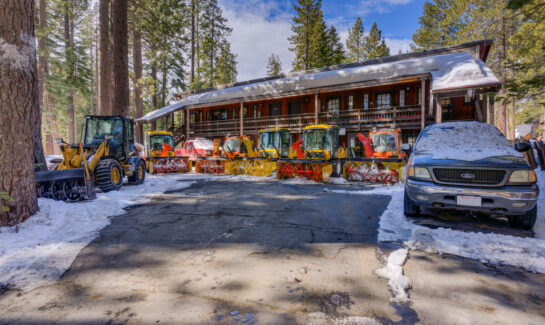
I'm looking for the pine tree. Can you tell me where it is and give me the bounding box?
[266,53,282,76]
[364,22,390,59]
[215,40,237,85]
[309,16,330,68]
[326,26,345,65]
[288,0,322,71]
[346,17,365,62]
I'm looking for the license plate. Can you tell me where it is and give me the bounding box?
[456,195,482,207]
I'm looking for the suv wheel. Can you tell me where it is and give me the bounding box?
[508,207,537,230]
[404,190,420,217]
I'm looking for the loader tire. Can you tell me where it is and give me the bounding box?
[96,158,123,192]
[128,159,146,185]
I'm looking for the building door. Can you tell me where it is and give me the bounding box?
[270,102,281,116]
[288,100,301,115]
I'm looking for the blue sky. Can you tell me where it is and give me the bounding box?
[218,0,427,81]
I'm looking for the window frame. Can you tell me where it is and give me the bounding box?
[363,93,369,110]
[375,91,392,108]
[347,95,354,110]
[326,96,341,114]
[399,89,406,107]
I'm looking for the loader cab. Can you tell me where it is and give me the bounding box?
[369,129,401,158]
[258,128,290,158]
[84,116,134,161]
[303,125,340,159]
[148,132,174,151]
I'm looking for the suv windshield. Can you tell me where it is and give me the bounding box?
[150,135,173,150]
[224,138,239,153]
[304,129,330,151]
[372,133,397,152]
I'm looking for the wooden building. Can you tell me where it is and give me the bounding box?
[137,39,500,148]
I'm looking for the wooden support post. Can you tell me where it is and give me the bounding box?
[474,98,483,122]
[240,102,244,136]
[483,95,489,124]
[170,113,175,129]
[435,94,442,124]
[420,77,426,129]
[314,92,319,124]
[151,120,156,131]
[488,95,495,126]
[186,109,190,140]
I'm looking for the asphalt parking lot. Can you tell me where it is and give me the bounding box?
[1,177,544,324]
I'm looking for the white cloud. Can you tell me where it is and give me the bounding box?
[219,0,295,82]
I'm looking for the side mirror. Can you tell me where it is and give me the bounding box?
[514,142,531,152]
[400,143,412,153]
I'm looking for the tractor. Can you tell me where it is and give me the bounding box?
[343,128,403,183]
[194,135,276,176]
[277,125,347,182]
[144,131,190,174]
[35,115,146,201]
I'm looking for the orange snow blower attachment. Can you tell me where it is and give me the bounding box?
[343,128,403,183]
[144,131,190,174]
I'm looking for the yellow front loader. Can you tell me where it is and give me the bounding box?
[35,116,146,201]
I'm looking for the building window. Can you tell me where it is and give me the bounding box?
[327,98,340,114]
[190,112,198,123]
[375,92,391,108]
[399,89,406,107]
[243,105,248,118]
[253,104,257,118]
[347,95,354,110]
[211,109,228,121]
[232,107,237,119]
[417,87,422,105]
[318,98,323,112]
[363,93,369,109]
[464,93,472,104]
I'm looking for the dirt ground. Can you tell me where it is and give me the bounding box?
[1,178,544,324]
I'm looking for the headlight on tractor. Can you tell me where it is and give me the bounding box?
[408,166,432,181]
[508,170,536,185]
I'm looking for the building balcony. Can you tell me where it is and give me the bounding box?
[189,104,433,138]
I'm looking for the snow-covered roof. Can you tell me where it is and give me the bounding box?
[415,121,521,161]
[138,51,499,123]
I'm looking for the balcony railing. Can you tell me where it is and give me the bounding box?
[189,105,432,137]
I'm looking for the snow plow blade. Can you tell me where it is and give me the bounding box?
[35,168,96,201]
[343,158,402,184]
[195,157,228,174]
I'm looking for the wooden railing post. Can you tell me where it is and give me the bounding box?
[314,92,319,124]
[435,94,442,123]
[240,102,244,136]
[420,77,427,129]
[186,109,190,140]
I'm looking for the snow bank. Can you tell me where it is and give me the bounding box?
[281,177,320,185]
[0,174,195,291]
[416,121,522,161]
[375,248,411,303]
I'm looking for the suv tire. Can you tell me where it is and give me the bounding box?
[404,190,420,217]
[508,206,537,230]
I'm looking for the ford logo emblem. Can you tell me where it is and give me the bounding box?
[460,173,475,179]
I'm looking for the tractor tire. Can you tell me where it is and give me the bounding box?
[404,190,420,217]
[128,159,146,185]
[96,158,124,192]
[508,207,537,230]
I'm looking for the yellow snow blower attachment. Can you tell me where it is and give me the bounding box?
[277,125,346,182]
[343,128,403,183]
[144,131,190,174]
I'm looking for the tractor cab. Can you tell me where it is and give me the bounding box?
[258,128,290,158]
[224,136,255,157]
[302,125,343,160]
[83,116,134,161]
[369,128,401,159]
[145,131,175,155]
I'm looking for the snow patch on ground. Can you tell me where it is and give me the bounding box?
[281,177,320,185]
[375,248,411,303]
[345,178,545,274]
[325,185,403,196]
[415,121,522,161]
[0,174,195,291]
[307,312,380,325]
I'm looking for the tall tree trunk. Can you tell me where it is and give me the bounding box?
[496,12,507,135]
[161,56,167,108]
[151,60,158,109]
[190,0,195,87]
[112,0,129,116]
[132,4,143,142]
[38,0,52,155]
[0,0,40,225]
[65,9,76,143]
[209,7,215,88]
[98,0,112,115]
